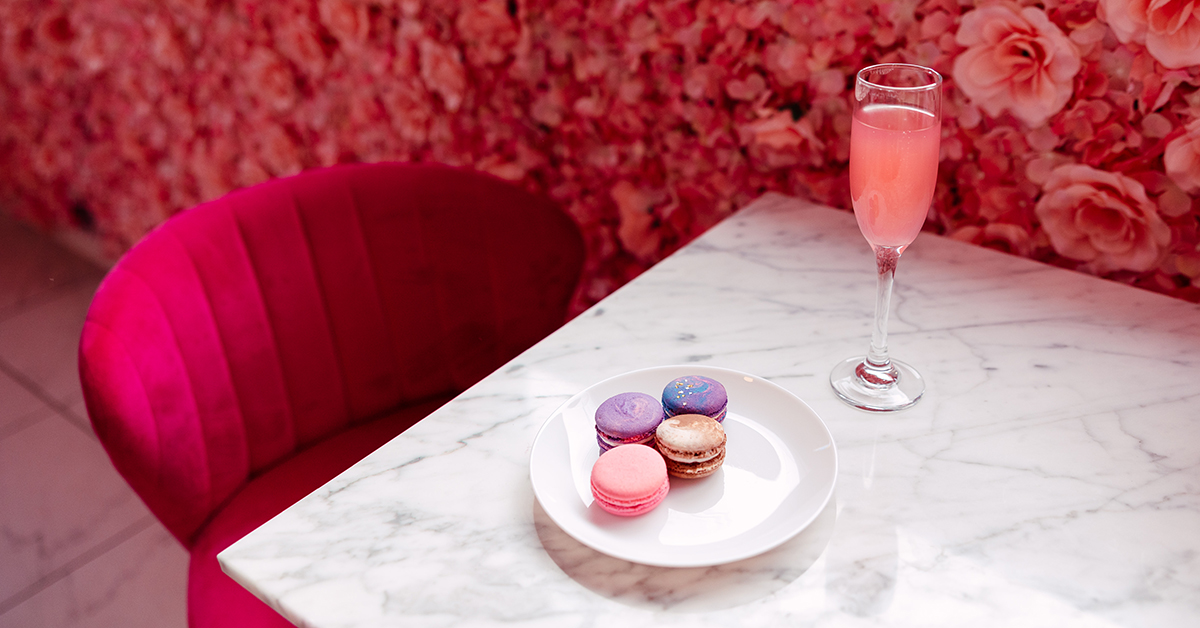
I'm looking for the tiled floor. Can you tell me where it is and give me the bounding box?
[0,213,188,627]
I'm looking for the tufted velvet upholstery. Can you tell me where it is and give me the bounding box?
[79,162,584,626]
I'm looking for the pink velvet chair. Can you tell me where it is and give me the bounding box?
[78,162,585,627]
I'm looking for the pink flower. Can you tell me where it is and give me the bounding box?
[455,0,518,66]
[419,39,467,112]
[146,14,187,72]
[1175,251,1200,280]
[1099,0,1200,69]
[762,40,809,87]
[244,120,304,177]
[1035,164,1172,273]
[188,136,236,203]
[949,223,1035,257]
[1164,119,1200,193]
[611,180,666,263]
[73,23,118,74]
[746,110,825,152]
[378,78,433,143]
[236,157,272,188]
[684,64,727,101]
[725,73,767,101]
[953,3,1081,127]
[243,47,297,112]
[274,15,327,76]
[319,0,368,46]
[36,10,75,49]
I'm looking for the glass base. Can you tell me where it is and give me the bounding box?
[830,356,924,412]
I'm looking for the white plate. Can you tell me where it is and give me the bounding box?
[530,365,838,567]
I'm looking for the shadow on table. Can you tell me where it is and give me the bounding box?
[532,493,838,612]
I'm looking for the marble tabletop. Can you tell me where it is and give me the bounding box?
[219,194,1200,627]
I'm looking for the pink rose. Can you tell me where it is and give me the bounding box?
[243,48,297,112]
[249,122,303,177]
[1099,0,1200,69]
[762,40,809,87]
[319,0,368,46]
[274,15,327,77]
[953,3,1081,127]
[455,0,519,66]
[379,78,433,143]
[746,110,824,151]
[949,223,1035,257]
[1035,164,1172,273]
[188,136,235,203]
[36,11,75,48]
[146,14,186,72]
[725,73,767,101]
[684,64,727,101]
[73,23,117,74]
[611,180,666,263]
[419,39,467,112]
[1164,119,1200,193]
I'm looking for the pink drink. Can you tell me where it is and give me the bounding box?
[849,104,940,248]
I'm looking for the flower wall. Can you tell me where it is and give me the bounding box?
[2,0,1199,306]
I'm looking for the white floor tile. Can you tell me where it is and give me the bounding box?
[0,280,101,410]
[0,370,46,439]
[62,396,95,440]
[0,213,104,318]
[0,522,188,628]
[0,215,187,625]
[0,413,154,604]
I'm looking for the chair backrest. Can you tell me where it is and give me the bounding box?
[79,162,584,545]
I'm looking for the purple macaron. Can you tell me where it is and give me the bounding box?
[662,375,728,423]
[595,392,665,453]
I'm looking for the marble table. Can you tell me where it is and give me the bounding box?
[219,194,1200,627]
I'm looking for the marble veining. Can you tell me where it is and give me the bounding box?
[220,194,1200,627]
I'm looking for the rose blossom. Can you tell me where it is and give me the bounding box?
[953,3,1081,127]
[264,130,304,176]
[419,39,467,112]
[319,0,368,46]
[455,0,518,66]
[1164,119,1200,193]
[243,47,297,112]
[1035,164,1172,273]
[747,110,824,151]
[1099,0,1200,69]
[611,180,665,263]
[949,223,1035,257]
[275,15,327,77]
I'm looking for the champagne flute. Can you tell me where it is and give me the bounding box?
[830,63,942,412]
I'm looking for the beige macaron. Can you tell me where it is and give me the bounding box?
[654,414,726,479]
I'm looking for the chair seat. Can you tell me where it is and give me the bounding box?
[186,394,453,628]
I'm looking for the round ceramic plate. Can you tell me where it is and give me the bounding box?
[529,365,838,567]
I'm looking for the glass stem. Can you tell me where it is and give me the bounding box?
[859,245,901,387]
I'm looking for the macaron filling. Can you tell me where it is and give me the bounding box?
[596,430,655,451]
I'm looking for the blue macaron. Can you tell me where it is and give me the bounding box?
[662,375,728,423]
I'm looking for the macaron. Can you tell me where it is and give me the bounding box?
[590,444,670,516]
[595,392,664,453]
[662,375,728,423]
[655,414,727,479]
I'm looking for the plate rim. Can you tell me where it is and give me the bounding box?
[530,364,838,568]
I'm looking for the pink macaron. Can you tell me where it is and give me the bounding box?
[590,444,669,516]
